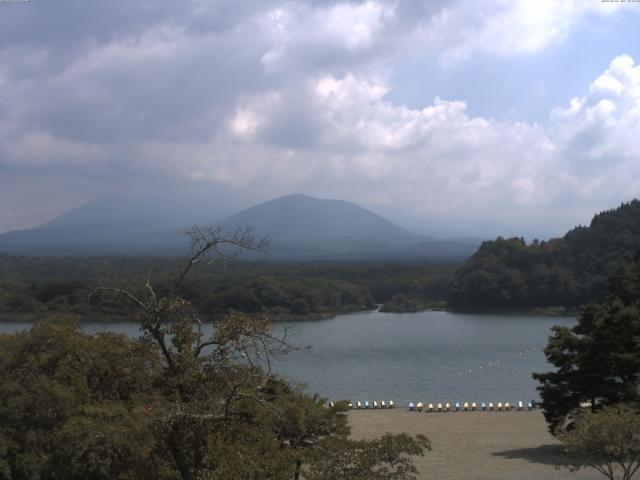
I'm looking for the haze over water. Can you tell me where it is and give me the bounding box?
[0,311,574,406]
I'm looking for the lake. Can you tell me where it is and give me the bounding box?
[0,310,574,407]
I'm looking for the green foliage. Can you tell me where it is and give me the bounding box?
[305,433,431,480]
[205,276,375,318]
[449,200,640,309]
[0,317,165,480]
[0,255,458,320]
[558,405,640,480]
[533,254,640,432]
[0,231,431,479]
[379,293,442,313]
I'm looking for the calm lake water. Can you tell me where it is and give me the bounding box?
[0,310,574,406]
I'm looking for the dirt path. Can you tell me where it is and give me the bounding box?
[348,409,602,480]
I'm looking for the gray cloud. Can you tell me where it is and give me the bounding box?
[0,0,638,236]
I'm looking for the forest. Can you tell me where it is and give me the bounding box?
[0,230,431,480]
[2,200,639,320]
[448,200,640,310]
[0,255,457,320]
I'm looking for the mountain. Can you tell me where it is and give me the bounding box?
[215,194,478,259]
[216,194,416,241]
[0,193,479,259]
[0,192,232,256]
[448,199,640,309]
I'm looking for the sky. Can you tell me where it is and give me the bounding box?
[0,0,639,238]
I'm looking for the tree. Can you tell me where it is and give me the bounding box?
[558,405,640,480]
[533,253,640,432]
[0,317,167,480]
[305,433,431,480]
[0,226,430,479]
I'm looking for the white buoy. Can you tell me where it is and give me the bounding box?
[489,402,494,411]
[389,400,395,408]
[497,402,503,411]
[445,402,451,412]
[463,402,469,411]
[428,403,434,413]
[381,400,386,408]
[409,402,415,411]
[518,401,523,410]
[471,402,477,411]
[417,402,424,412]
[373,400,378,409]
[437,403,443,412]
[357,401,362,409]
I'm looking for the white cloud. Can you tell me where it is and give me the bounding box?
[258,1,396,73]
[320,1,396,50]
[418,0,622,65]
[209,55,637,229]
[549,55,640,201]
[230,92,283,138]
[1,1,639,236]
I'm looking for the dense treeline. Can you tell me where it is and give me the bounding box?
[0,255,458,320]
[203,276,375,317]
[0,230,430,479]
[533,251,640,431]
[448,200,640,309]
[531,253,640,479]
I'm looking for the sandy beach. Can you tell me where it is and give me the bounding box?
[348,409,602,480]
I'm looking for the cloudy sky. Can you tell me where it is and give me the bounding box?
[1,0,639,237]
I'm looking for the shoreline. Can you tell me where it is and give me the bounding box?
[348,409,600,480]
[0,305,577,324]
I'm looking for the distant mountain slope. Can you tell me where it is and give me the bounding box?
[0,192,231,256]
[39,192,229,230]
[448,200,640,309]
[215,194,478,259]
[0,193,479,259]
[216,194,417,241]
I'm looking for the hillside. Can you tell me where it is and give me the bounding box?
[216,194,478,259]
[217,194,416,241]
[447,200,640,309]
[0,192,232,256]
[0,193,478,259]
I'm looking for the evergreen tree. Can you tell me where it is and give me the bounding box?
[533,253,640,431]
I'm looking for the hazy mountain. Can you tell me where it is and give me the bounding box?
[0,192,231,256]
[216,194,417,241]
[215,194,477,259]
[0,193,479,259]
[40,191,234,230]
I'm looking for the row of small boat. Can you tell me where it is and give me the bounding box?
[408,401,534,412]
[348,400,395,409]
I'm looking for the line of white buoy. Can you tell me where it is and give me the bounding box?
[455,347,542,377]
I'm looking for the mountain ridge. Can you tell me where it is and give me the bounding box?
[0,193,478,259]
